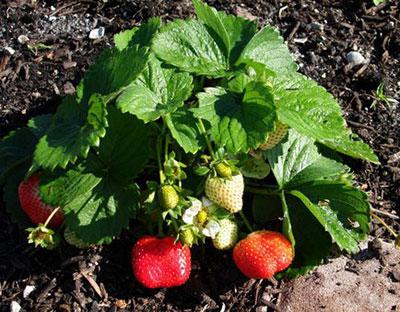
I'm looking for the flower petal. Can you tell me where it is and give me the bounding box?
[202,220,221,239]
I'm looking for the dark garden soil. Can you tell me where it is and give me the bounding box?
[0,0,399,311]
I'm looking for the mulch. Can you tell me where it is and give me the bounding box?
[0,0,399,311]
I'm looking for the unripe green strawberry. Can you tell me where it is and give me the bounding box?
[158,185,179,210]
[215,163,232,179]
[196,210,208,225]
[259,122,288,150]
[205,173,244,213]
[64,227,91,249]
[180,229,195,246]
[212,219,238,250]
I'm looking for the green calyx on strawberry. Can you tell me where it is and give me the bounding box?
[26,224,61,249]
[158,184,180,211]
[258,121,288,151]
[212,218,238,250]
[131,236,191,288]
[233,230,294,279]
[18,174,64,228]
[64,227,91,249]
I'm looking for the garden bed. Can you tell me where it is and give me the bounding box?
[0,0,399,311]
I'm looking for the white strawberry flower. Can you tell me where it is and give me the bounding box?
[182,198,202,224]
[202,220,221,239]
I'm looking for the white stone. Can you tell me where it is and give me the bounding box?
[4,46,15,55]
[346,51,366,66]
[23,285,35,298]
[89,27,105,39]
[10,301,22,312]
[18,35,29,44]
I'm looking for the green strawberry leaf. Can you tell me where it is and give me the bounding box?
[97,106,151,181]
[114,27,138,51]
[290,190,359,253]
[152,19,228,76]
[266,129,348,189]
[266,129,371,274]
[0,114,52,184]
[77,45,149,105]
[193,81,277,153]
[273,73,379,163]
[165,108,205,154]
[114,17,160,51]
[238,26,298,74]
[193,0,256,64]
[3,162,32,226]
[280,194,332,278]
[33,94,108,171]
[280,191,295,250]
[296,180,370,241]
[116,55,193,122]
[39,108,149,243]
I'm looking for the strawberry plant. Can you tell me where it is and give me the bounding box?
[0,0,378,283]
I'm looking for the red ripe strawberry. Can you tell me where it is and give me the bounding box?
[131,236,191,288]
[233,231,293,279]
[18,174,64,228]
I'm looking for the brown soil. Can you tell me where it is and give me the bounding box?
[1,1,399,311]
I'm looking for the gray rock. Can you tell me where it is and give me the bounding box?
[17,35,29,44]
[346,51,366,66]
[89,27,105,39]
[309,22,324,31]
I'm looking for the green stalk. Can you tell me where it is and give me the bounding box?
[197,118,216,159]
[156,122,167,184]
[239,210,253,233]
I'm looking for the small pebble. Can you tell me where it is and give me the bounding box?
[3,46,15,55]
[49,16,57,22]
[346,51,366,66]
[309,22,324,31]
[23,285,35,298]
[294,38,308,44]
[18,35,29,44]
[10,301,21,312]
[89,27,105,39]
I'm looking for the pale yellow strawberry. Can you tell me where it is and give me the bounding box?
[205,173,244,213]
[212,219,238,250]
[259,122,288,150]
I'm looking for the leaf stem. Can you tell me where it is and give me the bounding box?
[239,210,253,233]
[171,219,179,233]
[371,211,398,238]
[158,215,164,237]
[245,186,280,196]
[156,123,167,184]
[197,118,215,159]
[43,207,61,227]
[164,134,170,162]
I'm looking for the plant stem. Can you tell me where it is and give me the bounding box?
[171,219,179,233]
[158,215,164,237]
[245,186,279,196]
[197,118,216,159]
[156,123,167,184]
[43,207,60,227]
[164,134,170,161]
[371,211,398,238]
[239,210,253,233]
